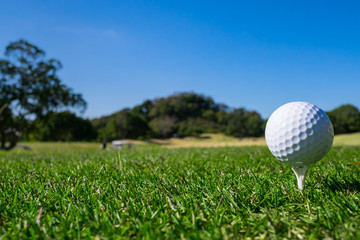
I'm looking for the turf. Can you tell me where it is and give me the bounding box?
[1,147,360,239]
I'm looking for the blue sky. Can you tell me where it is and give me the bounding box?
[1,0,359,119]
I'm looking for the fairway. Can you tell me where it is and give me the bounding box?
[1,147,360,239]
[17,132,360,151]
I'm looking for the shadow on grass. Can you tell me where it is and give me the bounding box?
[15,145,32,151]
[145,140,170,146]
[322,177,360,192]
[193,135,211,139]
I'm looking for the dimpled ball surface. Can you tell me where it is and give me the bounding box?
[265,101,334,167]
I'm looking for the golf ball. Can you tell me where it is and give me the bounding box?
[265,101,334,167]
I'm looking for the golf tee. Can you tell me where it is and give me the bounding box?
[291,166,309,190]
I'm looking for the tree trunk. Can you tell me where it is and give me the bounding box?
[0,132,5,149]
[0,103,9,116]
[5,139,17,150]
[0,131,19,150]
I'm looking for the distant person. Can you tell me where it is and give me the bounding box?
[101,140,107,150]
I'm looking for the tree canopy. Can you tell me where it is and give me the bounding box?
[27,111,96,141]
[326,104,360,134]
[93,94,360,141]
[92,92,266,140]
[0,40,87,149]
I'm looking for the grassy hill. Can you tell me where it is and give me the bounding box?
[150,132,360,148]
[333,132,360,146]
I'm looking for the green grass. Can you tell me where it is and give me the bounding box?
[1,147,360,239]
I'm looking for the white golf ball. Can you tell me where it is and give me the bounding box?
[265,101,334,167]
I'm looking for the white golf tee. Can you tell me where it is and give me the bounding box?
[291,166,309,190]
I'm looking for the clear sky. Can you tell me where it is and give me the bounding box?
[1,0,359,119]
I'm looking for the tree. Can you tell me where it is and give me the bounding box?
[113,109,150,139]
[0,39,86,150]
[226,108,247,137]
[90,92,267,139]
[97,109,150,140]
[243,111,264,137]
[149,115,177,138]
[98,119,117,141]
[327,104,360,134]
[226,108,264,137]
[178,118,221,136]
[149,92,216,121]
[31,111,96,141]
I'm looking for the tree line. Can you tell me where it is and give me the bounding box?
[1,40,359,149]
[90,94,360,141]
[22,96,360,142]
[91,92,265,141]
